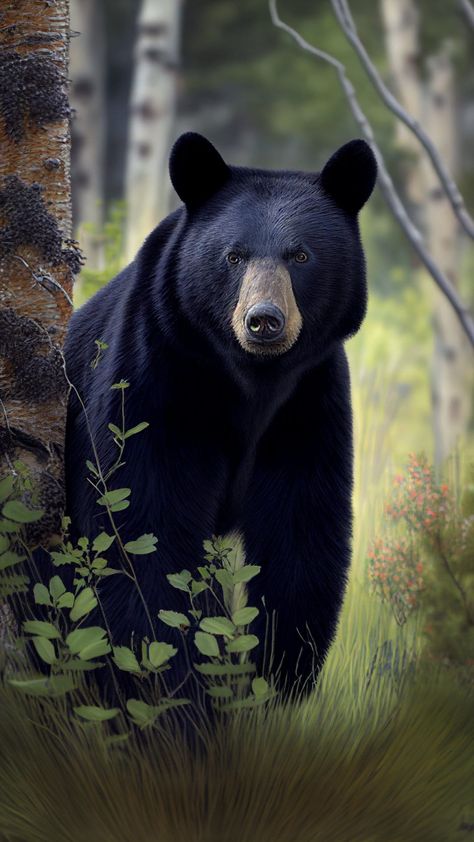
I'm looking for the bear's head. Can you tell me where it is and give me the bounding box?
[166,132,377,368]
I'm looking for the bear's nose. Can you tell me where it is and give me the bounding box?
[244,303,286,342]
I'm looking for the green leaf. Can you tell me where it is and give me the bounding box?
[126,698,189,728]
[158,610,190,629]
[74,705,120,722]
[23,620,60,639]
[206,686,233,699]
[124,533,158,555]
[252,677,270,698]
[86,460,99,477]
[57,592,74,609]
[147,641,177,669]
[232,607,259,626]
[8,675,76,697]
[108,423,123,439]
[191,580,208,596]
[233,565,261,584]
[33,583,51,606]
[0,475,15,502]
[32,636,57,665]
[70,587,98,622]
[97,488,131,507]
[109,500,130,512]
[49,576,66,601]
[112,646,141,674]
[126,699,158,728]
[80,639,111,660]
[50,551,79,566]
[0,535,9,554]
[0,574,29,596]
[111,380,129,390]
[214,569,234,590]
[92,532,116,553]
[199,616,236,637]
[63,659,105,672]
[95,568,121,577]
[0,519,21,534]
[91,557,108,570]
[194,631,220,658]
[226,634,259,654]
[123,421,149,439]
[166,570,192,592]
[194,661,257,676]
[0,550,25,570]
[2,500,44,523]
[66,627,108,654]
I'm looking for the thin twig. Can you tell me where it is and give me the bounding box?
[269,0,474,348]
[331,0,474,240]
[459,0,474,30]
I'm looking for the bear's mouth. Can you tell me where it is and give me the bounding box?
[231,258,302,356]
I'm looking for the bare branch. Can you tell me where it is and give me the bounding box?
[268,0,474,348]
[331,0,474,240]
[459,0,474,30]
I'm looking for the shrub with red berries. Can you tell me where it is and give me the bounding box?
[367,454,474,667]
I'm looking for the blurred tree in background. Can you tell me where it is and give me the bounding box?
[70,0,474,482]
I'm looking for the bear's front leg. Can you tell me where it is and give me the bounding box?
[241,348,354,697]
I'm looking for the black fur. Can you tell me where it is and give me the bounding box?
[63,134,377,699]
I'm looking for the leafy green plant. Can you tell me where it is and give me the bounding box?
[0,354,273,736]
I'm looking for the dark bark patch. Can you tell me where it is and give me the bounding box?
[138,22,168,37]
[73,76,95,99]
[75,170,91,188]
[428,187,444,201]
[43,157,61,171]
[0,308,67,403]
[0,175,82,274]
[131,101,161,121]
[141,47,179,71]
[0,50,70,141]
[137,142,152,158]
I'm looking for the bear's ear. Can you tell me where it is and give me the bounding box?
[169,132,231,208]
[319,139,377,214]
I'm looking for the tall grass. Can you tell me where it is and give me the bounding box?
[0,294,472,841]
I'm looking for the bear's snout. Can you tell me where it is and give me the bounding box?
[245,302,286,343]
[231,258,302,356]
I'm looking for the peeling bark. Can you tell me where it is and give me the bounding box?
[125,0,184,261]
[0,0,77,547]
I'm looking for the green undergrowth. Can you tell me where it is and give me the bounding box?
[0,583,472,842]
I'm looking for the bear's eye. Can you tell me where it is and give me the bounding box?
[294,251,308,263]
[227,251,241,265]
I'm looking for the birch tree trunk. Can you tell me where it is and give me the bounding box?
[70,0,105,272]
[381,0,473,465]
[422,49,472,466]
[125,0,183,261]
[0,0,77,549]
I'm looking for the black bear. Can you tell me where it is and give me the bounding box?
[64,133,377,700]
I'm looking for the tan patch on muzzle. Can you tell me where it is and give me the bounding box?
[231,258,302,356]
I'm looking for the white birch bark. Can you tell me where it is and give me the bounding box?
[125,0,183,261]
[381,0,473,465]
[70,0,105,271]
[422,49,473,465]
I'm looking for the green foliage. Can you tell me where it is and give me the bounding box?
[74,202,126,307]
